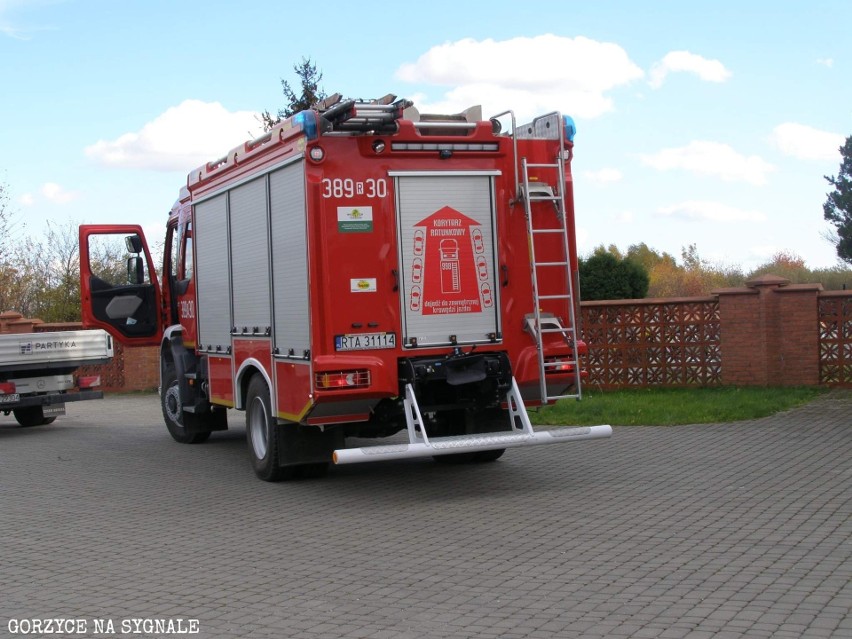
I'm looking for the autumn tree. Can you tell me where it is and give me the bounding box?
[35,221,86,322]
[0,220,81,321]
[0,178,10,255]
[262,57,326,131]
[640,244,743,297]
[747,251,806,281]
[823,135,852,264]
[0,178,30,314]
[626,242,672,270]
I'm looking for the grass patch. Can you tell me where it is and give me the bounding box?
[530,386,831,426]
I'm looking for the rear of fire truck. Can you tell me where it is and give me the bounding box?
[279,95,610,471]
[79,93,610,481]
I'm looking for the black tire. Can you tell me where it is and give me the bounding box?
[433,452,479,464]
[13,407,56,427]
[472,448,506,462]
[433,449,505,464]
[297,462,330,479]
[161,368,210,444]
[246,375,294,482]
[430,409,506,464]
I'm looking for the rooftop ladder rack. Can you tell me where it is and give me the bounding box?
[317,93,412,134]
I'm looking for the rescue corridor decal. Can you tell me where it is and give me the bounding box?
[409,206,492,316]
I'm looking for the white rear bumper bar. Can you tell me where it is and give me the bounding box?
[333,424,612,465]
[332,378,611,465]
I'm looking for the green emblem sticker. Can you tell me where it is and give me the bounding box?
[338,206,374,233]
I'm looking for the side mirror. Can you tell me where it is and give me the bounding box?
[125,234,143,254]
[127,256,145,285]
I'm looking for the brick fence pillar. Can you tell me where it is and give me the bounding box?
[0,311,23,333]
[715,275,822,386]
[0,311,43,334]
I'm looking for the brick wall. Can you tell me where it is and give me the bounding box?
[73,340,159,392]
[714,275,821,386]
[580,275,850,389]
[775,284,822,385]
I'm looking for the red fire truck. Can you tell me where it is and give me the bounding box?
[79,94,611,481]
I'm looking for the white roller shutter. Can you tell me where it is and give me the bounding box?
[194,193,232,352]
[270,161,311,357]
[229,177,271,335]
[395,173,500,348]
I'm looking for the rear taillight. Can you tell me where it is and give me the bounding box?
[315,370,370,390]
[77,376,101,389]
[544,357,574,375]
[0,382,16,394]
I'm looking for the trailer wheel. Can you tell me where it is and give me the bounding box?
[13,407,56,427]
[246,375,295,482]
[161,370,210,444]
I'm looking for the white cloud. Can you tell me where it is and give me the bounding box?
[41,182,78,204]
[640,140,775,185]
[769,122,844,161]
[582,168,623,184]
[657,200,766,223]
[396,35,644,120]
[0,0,54,40]
[17,183,78,206]
[0,0,25,39]
[85,100,261,172]
[649,51,731,88]
[816,58,834,68]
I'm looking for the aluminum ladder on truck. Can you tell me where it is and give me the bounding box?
[517,112,583,404]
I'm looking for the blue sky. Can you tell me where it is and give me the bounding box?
[2,0,850,270]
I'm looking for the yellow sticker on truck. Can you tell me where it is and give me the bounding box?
[350,278,377,293]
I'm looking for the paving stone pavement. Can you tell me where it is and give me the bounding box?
[0,391,850,639]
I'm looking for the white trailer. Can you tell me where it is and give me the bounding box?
[0,329,113,426]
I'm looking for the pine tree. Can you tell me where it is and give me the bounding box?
[823,135,852,264]
[262,57,326,131]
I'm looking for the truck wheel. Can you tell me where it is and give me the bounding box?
[297,463,329,479]
[433,452,479,464]
[433,449,506,464]
[473,448,505,462]
[161,370,210,444]
[246,375,294,482]
[430,409,506,463]
[13,407,56,427]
